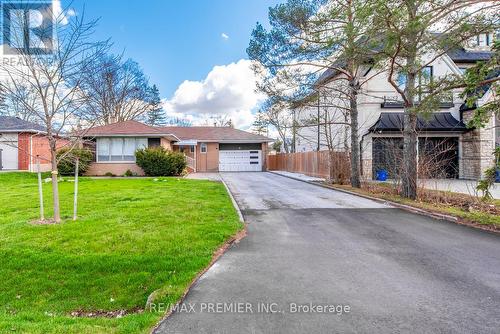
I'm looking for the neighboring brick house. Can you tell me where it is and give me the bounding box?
[84,120,273,176]
[0,116,67,172]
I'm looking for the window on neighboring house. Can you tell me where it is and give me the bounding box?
[459,67,468,74]
[396,66,433,91]
[97,137,147,162]
[190,145,195,153]
[200,143,207,153]
[477,33,492,47]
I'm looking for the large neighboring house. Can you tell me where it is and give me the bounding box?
[0,116,60,172]
[84,120,273,175]
[294,32,499,180]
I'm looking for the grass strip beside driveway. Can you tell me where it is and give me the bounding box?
[0,173,242,333]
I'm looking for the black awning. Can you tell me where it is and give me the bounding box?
[369,112,468,133]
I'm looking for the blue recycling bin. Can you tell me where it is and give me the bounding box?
[376,169,388,181]
[495,169,500,183]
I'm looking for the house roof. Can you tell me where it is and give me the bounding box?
[85,120,273,143]
[459,69,500,112]
[158,126,273,143]
[85,120,177,139]
[446,48,492,63]
[369,112,468,133]
[316,37,493,85]
[0,116,45,133]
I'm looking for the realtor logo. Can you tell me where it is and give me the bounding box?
[1,1,54,55]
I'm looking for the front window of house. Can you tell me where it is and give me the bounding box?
[97,137,147,162]
[468,33,494,48]
[200,143,207,153]
[396,66,433,92]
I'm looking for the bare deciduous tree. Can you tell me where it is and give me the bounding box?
[0,5,110,223]
[79,54,154,125]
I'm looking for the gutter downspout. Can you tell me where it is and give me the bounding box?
[29,131,44,172]
[29,134,34,172]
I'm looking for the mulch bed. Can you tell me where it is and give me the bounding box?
[328,182,500,233]
[70,308,144,318]
[363,182,500,216]
[29,219,58,225]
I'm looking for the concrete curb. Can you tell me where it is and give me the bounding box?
[151,227,247,333]
[151,174,247,332]
[269,171,459,223]
[220,176,245,223]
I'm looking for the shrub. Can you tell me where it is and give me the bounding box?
[123,169,134,177]
[135,147,187,176]
[56,148,93,176]
[104,172,116,177]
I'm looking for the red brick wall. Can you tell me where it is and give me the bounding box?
[17,133,70,171]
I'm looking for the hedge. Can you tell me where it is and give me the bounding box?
[135,147,187,176]
[56,148,94,176]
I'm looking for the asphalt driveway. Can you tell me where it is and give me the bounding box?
[155,172,500,334]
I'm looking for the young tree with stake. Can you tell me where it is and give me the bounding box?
[0,6,110,223]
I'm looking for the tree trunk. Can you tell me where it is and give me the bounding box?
[329,150,336,183]
[401,110,418,199]
[49,140,61,223]
[401,68,418,199]
[400,0,419,200]
[349,83,361,188]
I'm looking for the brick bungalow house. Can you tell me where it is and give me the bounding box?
[0,116,66,172]
[84,120,273,176]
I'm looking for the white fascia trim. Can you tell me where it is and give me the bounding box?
[441,53,463,76]
[477,85,496,107]
[90,133,180,141]
[0,129,47,134]
[173,140,198,146]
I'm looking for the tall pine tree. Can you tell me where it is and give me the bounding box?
[146,85,167,126]
[252,111,269,136]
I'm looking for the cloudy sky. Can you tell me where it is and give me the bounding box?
[64,0,281,130]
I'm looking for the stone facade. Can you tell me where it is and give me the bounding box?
[460,111,496,180]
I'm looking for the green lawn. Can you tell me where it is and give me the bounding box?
[0,173,242,333]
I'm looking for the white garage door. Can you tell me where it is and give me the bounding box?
[0,133,19,170]
[219,150,262,172]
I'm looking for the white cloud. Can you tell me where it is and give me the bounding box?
[52,0,76,25]
[221,33,229,40]
[164,59,265,129]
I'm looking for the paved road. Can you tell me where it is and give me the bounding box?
[155,172,500,334]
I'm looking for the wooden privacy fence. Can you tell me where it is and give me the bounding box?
[267,151,350,181]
